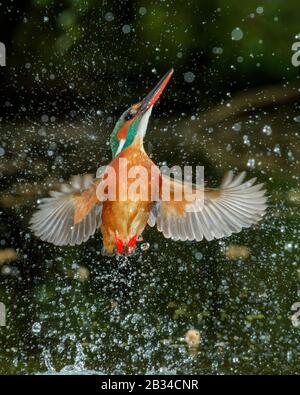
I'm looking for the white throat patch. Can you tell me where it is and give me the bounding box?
[136,106,153,139]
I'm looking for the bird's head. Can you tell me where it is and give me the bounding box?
[110,68,173,157]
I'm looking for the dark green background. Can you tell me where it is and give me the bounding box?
[0,0,299,374]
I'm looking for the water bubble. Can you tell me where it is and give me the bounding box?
[262,125,272,136]
[237,56,244,63]
[38,127,46,136]
[1,265,11,276]
[183,71,195,83]
[256,6,264,15]
[232,122,241,131]
[194,252,203,260]
[287,150,294,161]
[41,349,55,371]
[105,12,114,22]
[231,27,244,41]
[247,158,256,168]
[140,242,150,252]
[284,242,293,252]
[32,322,42,334]
[212,47,223,55]
[41,114,49,123]
[293,115,300,122]
[287,351,293,362]
[243,135,250,146]
[122,24,131,34]
[274,144,281,155]
[139,7,147,16]
[74,343,86,371]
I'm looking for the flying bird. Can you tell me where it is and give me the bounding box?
[30,69,267,255]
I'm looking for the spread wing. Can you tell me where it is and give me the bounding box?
[30,174,102,246]
[148,171,267,241]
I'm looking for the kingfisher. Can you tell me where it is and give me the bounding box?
[30,69,267,255]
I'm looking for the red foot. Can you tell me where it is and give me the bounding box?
[128,235,137,249]
[114,235,123,255]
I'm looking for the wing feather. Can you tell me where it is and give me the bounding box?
[149,172,267,242]
[30,174,102,246]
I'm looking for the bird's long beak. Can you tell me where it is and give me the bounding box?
[139,68,174,113]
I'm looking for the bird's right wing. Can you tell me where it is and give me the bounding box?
[30,174,103,246]
[148,171,267,241]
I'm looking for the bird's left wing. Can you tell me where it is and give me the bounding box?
[148,171,267,241]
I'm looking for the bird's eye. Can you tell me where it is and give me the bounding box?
[124,112,133,121]
[124,108,137,121]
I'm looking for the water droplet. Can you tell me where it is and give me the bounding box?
[140,242,150,252]
[247,158,255,168]
[139,7,147,16]
[212,47,223,55]
[243,135,250,146]
[287,150,294,161]
[32,322,41,334]
[293,115,300,122]
[105,12,114,22]
[231,27,244,41]
[232,122,241,131]
[262,125,272,136]
[183,71,195,83]
[284,242,293,252]
[274,144,281,155]
[285,351,293,363]
[195,252,203,260]
[122,24,131,34]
